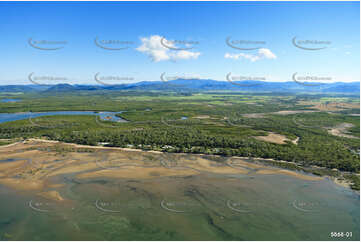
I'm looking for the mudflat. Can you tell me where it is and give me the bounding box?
[0,139,324,193]
[0,139,359,241]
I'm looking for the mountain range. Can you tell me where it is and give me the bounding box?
[0,79,359,94]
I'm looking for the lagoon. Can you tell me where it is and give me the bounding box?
[0,99,21,103]
[0,111,126,124]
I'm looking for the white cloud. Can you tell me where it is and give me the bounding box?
[136,35,200,62]
[224,52,259,62]
[224,48,277,62]
[258,48,277,59]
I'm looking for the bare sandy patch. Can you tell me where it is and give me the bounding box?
[47,183,65,189]
[292,137,300,145]
[242,110,317,119]
[328,176,355,189]
[242,113,265,118]
[273,110,316,115]
[77,166,199,180]
[38,190,64,201]
[298,101,360,112]
[184,156,248,174]
[0,149,40,159]
[228,157,265,169]
[255,169,323,181]
[0,178,44,191]
[147,150,163,154]
[48,162,98,176]
[0,159,27,171]
[193,115,210,119]
[0,141,24,149]
[253,132,290,144]
[328,123,358,139]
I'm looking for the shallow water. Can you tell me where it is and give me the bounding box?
[0,99,20,103]
[0,171,359,240]
[0,158,22,163]
[0,111,126,124]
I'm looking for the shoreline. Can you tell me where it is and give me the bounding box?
[2,138,357,191]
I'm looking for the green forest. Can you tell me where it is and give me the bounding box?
[0,91,359,188]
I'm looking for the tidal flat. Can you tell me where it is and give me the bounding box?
[0,140,359,240]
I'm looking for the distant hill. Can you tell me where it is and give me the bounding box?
[44,84,77,92]
[0,85,36,93]
[0,80,359,94]
[43,84,104,93]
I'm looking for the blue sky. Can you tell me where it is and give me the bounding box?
[0,1,359,85]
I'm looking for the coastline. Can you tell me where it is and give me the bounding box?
[1,138,357,191]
